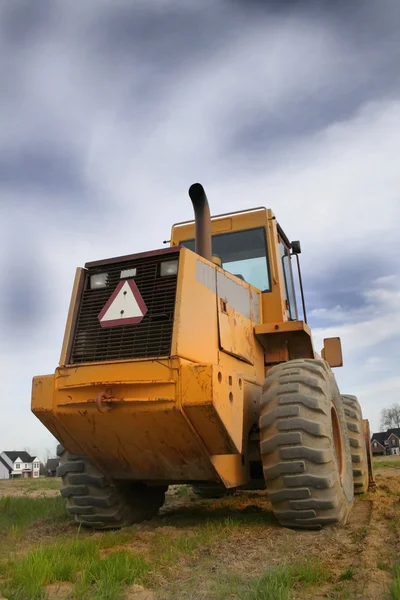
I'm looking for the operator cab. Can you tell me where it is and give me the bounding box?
[180,227,270,293]
[171,203,304,326]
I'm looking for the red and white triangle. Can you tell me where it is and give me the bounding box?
[98,280,148,328]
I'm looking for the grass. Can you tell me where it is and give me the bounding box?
[0,477,61,491]
[0,539,150,600]
[175,485,191,497]
[373,460,400,469]
[161,502,274,529]
[0,512,250,600]
[213,561,330,600]
[350,526,369,544]
[377,559,391,572]
[389,516,400,538]
[392,562,400,600]
[151,516,243,564]
[80,551,149,599]
[338,567,354,581]
[0,496,68,539]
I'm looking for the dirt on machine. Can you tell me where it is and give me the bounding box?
[31,183,375,531]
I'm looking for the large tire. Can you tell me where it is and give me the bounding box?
[191,483,234,499]
[341,395,369,494]
[56,446,166,530]
[260,359,354,530]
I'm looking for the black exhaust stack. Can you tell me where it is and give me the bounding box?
[188,183,212,262]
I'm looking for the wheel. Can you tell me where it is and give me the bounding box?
[191,483,234,499]
[341,395,369,494]
[260,359,354,530]
[56,445,167,530]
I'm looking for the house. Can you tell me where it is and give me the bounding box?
[0,456,11,480]
[371,428,400,456]
[45,458,60,477]
[0,452,41,479]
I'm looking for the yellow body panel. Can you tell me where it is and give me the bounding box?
[32,358,255,485]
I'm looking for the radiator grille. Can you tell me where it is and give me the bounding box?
[69,252,179,364]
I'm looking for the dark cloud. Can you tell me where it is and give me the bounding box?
[228,80,400,159]
[1,252,45,333]
[88,5,233,67]
[0,0,56,46]
[225,1,400,156]
[305,256,392,317]
[0,144,87,198]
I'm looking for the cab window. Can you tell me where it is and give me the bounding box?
[181,227,271,292]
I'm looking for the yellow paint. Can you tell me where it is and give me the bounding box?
[32,198,348,492]
[322,337,343,368]
[32,358,262,486]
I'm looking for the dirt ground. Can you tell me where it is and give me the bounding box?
[1,461,399,599]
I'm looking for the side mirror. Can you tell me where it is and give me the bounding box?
[291,240,301,254]
[321,337,343,368]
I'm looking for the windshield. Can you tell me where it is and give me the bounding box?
[181,227,271,292]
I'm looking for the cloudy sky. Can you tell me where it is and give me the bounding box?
[0,0,399,461]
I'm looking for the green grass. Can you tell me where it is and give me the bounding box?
[373,460,400,469]
[0,496,68,539]
[1,477,61,491]
[175,485,191,497]
[392,562,400,600]
[0,493,330,600]
[151,516,242,564]
[377,559,391,572]
[338,567,354,581]
[213,561,330,600]
[0,513,247,599]
[80,551,150,599]
[0,539,150,600]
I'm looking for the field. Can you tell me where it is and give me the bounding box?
[0,459,399,600]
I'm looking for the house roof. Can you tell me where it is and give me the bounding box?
[0,456,11,472]
[387,428,400,438]
[3,451,34,463]
[371,432,387,445]
[371,439,385,449]
[45,458,59,470]
[371,428,400,446]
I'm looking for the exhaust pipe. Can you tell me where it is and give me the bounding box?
[188,183,212,261]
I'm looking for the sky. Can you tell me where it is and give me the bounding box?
[0,0,399,462]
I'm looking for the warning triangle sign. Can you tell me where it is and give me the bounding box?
[98,280,148,328]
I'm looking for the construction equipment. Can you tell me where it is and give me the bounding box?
[31,183,374,530]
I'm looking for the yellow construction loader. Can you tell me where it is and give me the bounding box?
[31,184,374,530]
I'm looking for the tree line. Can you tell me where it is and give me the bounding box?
[380,403,400,430]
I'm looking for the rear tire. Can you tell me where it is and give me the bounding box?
[260,359,353,530]
[56,446,166,530]
[341,395,369,494]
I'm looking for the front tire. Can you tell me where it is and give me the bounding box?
[260,359,353,530]
[56,446,166,530]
